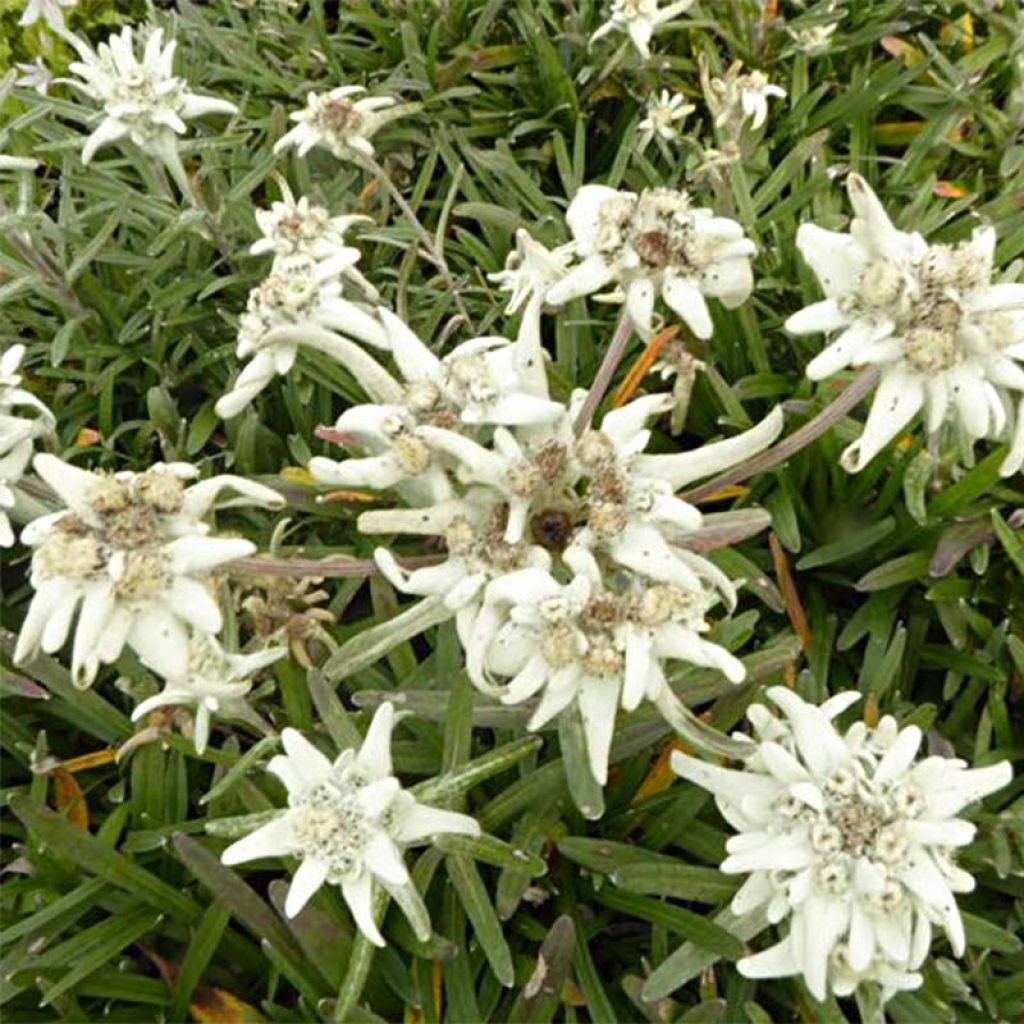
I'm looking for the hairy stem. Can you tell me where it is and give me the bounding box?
[361,153,475,335]
[573,314,635,435]
[680,367,882,502]
[227,554,441,578]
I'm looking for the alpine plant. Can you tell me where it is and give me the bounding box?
[65,25,237,166]
[787,174,1024,475]
[0,345,54,548]
[14,455,283,687]
[222,702,480,944]
[546,185,757,339]
[670,688,1012,1005]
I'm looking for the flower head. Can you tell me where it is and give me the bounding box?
[131,633,285,754]
[710,63,787,132]
[786,174,1024,474]
[216,252,389,419]
[488,229,575,317]
[308,309,565,504]
[467,556,742,787]
[672,688,1012,1004]
[274,86,406,164]
[546,185,757,338]
[251,181,378,299]
[14,454,283,687]
[221,703,480,943]
[638,90,695,145]
[66,26,237,165]
[0,345,55,548]
[16,57,54,96]
[591,0,695,60]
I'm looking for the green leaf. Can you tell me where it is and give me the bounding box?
[446,852,514,987]
[9,796,200,923]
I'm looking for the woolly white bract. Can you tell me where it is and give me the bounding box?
[0,345,54,548]
[19,0,75,30]
[14,454,283,687]
[787,173,1024,475]
[671,688,1013,1004]
[66,26,237,165]
[546,185,756,339]
[131,633,286,754]
[215,252,389,419]
[273,86,406,164]
[591,0,694,60]
[221,702,480,944]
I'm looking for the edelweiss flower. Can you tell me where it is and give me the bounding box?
[131,633,285,754]
[14,455,283,686]
[274,86,406,164]
[786,174,1024,474]
[19,0,75,30]
[467,555,743,786]
[546,185,757,338]
[222,703,480,943]
[216,252,390,419]
[250,181,378,299]
[671,688,1012,1004]
[789,22,839,55]
[710,64,787,132]
[308,310,564,503]
[488,229,575,317]
[367,496,553,645]
[16,57,54,97]
[0,345,55,548]
[638,90,695,145]
[591,0,695,60]
[570,395,783,592]
[66,26,237,165]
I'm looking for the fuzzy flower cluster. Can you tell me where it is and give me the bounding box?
[546,185,757,339]
[303,228,782,786]
[215,189,387,419]
[0,345,54,548]
[14,454,283,692]
[591,0,695,60]
[672,689,1012,1004]
[223,703,479,943]
[65,26,237,165]
[274,85,410,165]
[789,174,1024,475]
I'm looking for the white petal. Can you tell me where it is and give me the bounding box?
[874,725,922,783]
[342,872,385,946]
[737,936,800,981]
[356,702,395,778]
[221,814,296,865]
[128,607,189,679]
[785,298,851,335]
[840,365,924,472]
[280,728,333,786]
[365,832,409,886]
[625,278,657,337]
[663,274,712,338]
[284,856,329,917]
[793,223,869,300]
[565,186,623,254]
[393,800,480,843]
[655,623,745,683]
[545,256,616,306]
[165,577,222,634]
[765,686,849,776]
[577,676,620,786]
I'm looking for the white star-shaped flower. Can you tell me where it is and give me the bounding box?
[487,229,576,317]
[638,89,695,145]
[15,57,54,96]
[786,174,1024,474]
[14,455,283,687]
[66,26,237,165]
[215,252,390,419]
[250,181,378,299]
[467,554,743,787]
[671,688,1012,1005]
[274,86,408,165]
[131,633,285,754]
[0,345,55,548]
[546,185,757,338]
[221,703,480,943]
[591,0,695,60]
[308,309,565,502]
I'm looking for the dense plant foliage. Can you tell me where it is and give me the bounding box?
[1,1,1022,1022]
